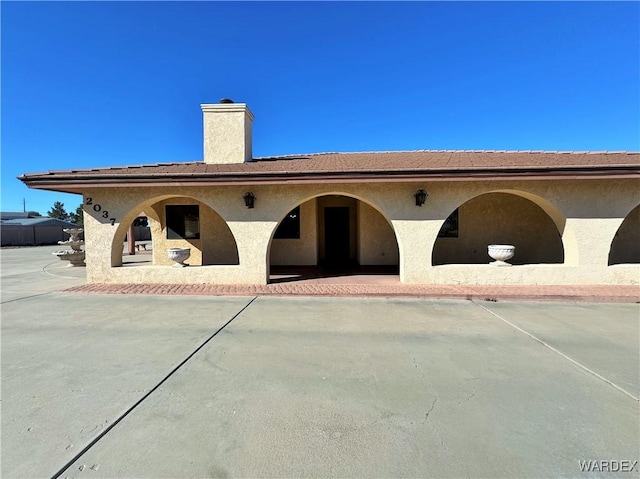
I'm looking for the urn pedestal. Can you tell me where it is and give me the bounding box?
[168,248,191,267]
[488,244,515,267]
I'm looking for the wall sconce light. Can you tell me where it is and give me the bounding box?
[243,192,256,209]
[414,189,428,207]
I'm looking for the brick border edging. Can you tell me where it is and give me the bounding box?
[64,284,640,303]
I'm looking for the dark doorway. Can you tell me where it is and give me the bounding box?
[324,207,350,265]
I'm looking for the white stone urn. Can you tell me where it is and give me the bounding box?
[488,244,515,267]
[168,247,191,267]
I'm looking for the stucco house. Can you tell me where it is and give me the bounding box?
[19,100,640,286]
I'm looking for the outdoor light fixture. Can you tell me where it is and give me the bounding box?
[414,189,428,207]
[243,192,256,209]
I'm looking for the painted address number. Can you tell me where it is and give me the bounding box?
[85,197,116,225]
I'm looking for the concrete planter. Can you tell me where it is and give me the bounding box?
[168,247,191,267]
[488,244,515,267]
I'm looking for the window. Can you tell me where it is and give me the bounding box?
[274,206,300,239]
[438,209,459,238]
[166,205,200,239]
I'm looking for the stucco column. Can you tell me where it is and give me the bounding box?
[83,205,126,282]
[81,190,151,281]
[393,219,441,284]
[226,221,275,284]
[127,225,136,255]
[566,217,624,267]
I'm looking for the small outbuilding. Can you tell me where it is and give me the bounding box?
[1,213,81,246]
[18,101,640,286]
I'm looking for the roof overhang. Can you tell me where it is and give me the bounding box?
[19,165,640,194]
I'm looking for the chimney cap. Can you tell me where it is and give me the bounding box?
[219,98,234,104]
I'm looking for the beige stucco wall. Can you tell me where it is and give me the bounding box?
[81,178,640,286]
[609,204,640,265]
[432,193,563,265]
[270,199,317,265]
[149,199,203,266]
[358,202,399,266]
[145,198,238,266]
[200,202,239,265]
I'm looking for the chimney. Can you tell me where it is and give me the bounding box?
[201,99,254,164]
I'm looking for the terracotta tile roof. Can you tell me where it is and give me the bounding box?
[18,150,640,191]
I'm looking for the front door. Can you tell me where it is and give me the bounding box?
[324,207,350,266]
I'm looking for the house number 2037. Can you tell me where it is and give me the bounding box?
[85,197,116,226]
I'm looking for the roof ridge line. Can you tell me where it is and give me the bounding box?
[253,150,637,159]
[45,160,204,175]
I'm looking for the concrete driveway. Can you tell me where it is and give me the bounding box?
[1,247,638,478]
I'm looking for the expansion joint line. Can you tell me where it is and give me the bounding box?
[1,262,81,304]
[51,296,259,479]
[471,300,639,402]
[1,291,54,305]
[43,261,82,279]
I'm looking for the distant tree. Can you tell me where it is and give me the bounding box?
[27,211,42,217]
[47,201,69,221]
[69,204,84,225]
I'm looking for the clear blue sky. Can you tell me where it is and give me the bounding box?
[2,1,639,216]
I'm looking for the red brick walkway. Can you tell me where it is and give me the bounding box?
[65,282,640,302]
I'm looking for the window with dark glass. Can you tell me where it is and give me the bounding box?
[438,209,459,238]
[274,206,300,239]
[166,205,200,239]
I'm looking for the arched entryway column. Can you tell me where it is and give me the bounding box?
[431,191,566,266]
[608,204,640,265]
[225,221,275,284]
[77,190,247,284]
[392,219,442,283]
[565,208,638,268]
[109,195,239,268]
[265,191,401,283]
[81,189,160,282]
[384,186,571,284]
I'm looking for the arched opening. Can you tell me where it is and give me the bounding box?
[432,192,564,265]
[608,204,640,265]
[268,194,399,283]
[121,212,154,266]
[111,196,239,268]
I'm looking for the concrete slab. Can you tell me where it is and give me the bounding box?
[1,292,254,477]
[478,301,640,398]
[1,246,86,302]
[53,297,637,478]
